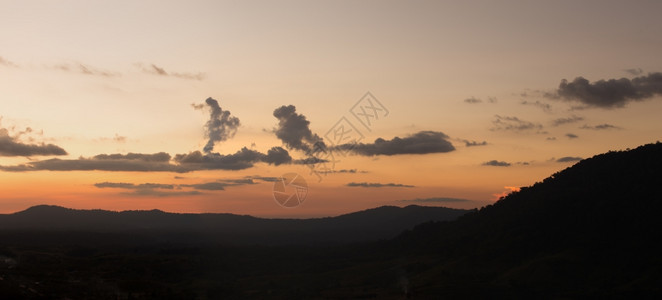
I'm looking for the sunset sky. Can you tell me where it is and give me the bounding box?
[1,0,661,217]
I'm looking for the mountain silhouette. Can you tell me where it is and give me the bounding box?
[388,142,662,297]
[0,204,469,245]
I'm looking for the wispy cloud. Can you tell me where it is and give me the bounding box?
[491,115,543,132]
[462,140,488,147]
[137,63,205,80]
[521,100,552,112]
[624,68,643,76]
[580,124,622,130]
[0,56,18,68]
[551,115,584,127]
[464,96,497,104]
[52,63,119,77]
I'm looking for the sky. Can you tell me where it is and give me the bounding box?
[1,0,661,217]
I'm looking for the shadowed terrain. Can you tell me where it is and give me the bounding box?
[1,142,662,298]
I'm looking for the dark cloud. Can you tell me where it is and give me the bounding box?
[557,156,582,162]
[272,105,322,152]
[96,178,257,195]
[182,182,227,191]
[566,133,579,139]
[138,63,205,80]
[624,68,643,76]
[182,179,256,190]
[198,97,241,153]
[521,100,552,112]
[0,128,67,157]
[95,182,174,189]
[293,156,328,165]
[580,124,621,130]
[482,160,511,167]
[397,197,470,204]
[264,147,292,165]
[93,152,171,162]
[346,182,414,188]
[334,131,455,156]
[129,190,202,197]
[491,115,543,132]
[174,147,286,171]
[551,115,584,127]
[549,72,662,108]
[0,99,295,172]
[219,178,257,185]
[245,175,280,182]
[546,137,557,141]
[463,140,487,147]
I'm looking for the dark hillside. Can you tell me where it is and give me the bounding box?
[395,142,662,297]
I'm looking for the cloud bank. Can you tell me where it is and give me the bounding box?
[0,146,292,172]
[549,72,662,108]
[482,160,511,167]
[334,131,455,156]
[0,128,67,157]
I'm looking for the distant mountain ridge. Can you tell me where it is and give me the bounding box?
[0,204,469,245]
